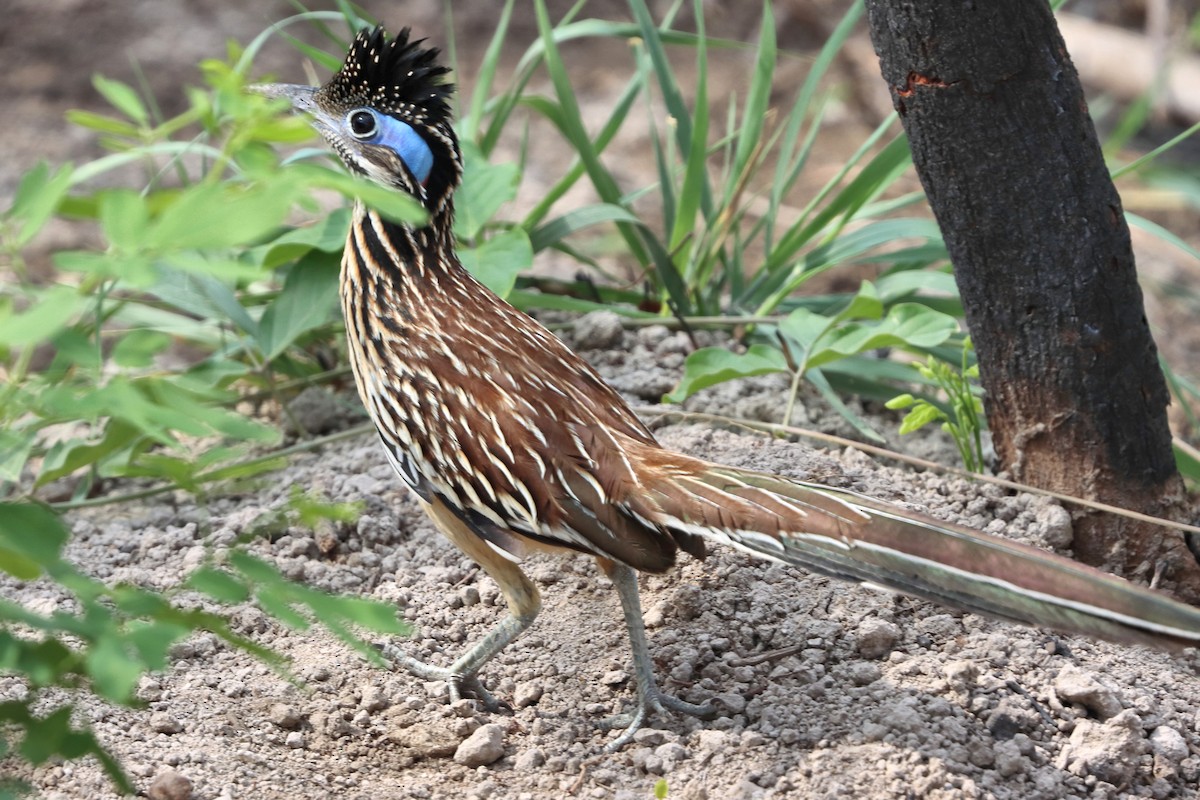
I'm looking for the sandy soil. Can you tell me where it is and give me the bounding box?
[4,2,1200,799]
[5,322,1200,800]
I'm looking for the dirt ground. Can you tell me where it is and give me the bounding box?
[4,2,1200,799]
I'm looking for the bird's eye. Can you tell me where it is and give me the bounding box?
[348,109,377,139]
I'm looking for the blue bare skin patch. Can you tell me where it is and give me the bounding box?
[349,108,433,184]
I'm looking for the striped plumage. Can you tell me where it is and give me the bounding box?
[257,27,1200,750]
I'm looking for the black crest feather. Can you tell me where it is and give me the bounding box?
[319,27,454,125]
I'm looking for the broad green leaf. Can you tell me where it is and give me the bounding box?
[808,303,958,369]
[458,228,532,299]
[0,430,36,484]
[53,250,156,284]
[19,707,74,764]
[37,420,142,487]
[150,271,258,337]
[833,281,884,323]
[146,379,279,443]
[254,590,310,630]
[0,287,84,350]
[125,620,193,671]
[85,634,142,702]
[253,207,351,268]
[99,189,150,252]
[291,164,425,226]
[187,567,251,604]
[0,503,68,568]
[111,330,171,368]
[454,141,521,241]
[145,182,297,251]
[665,344,789,404]
[308,595,407,635]
[4,162,75,248]
[92,75,148,125]
[779,307,831,353]
[256,257,340,360]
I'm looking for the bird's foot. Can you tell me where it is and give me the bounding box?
[600,684,716,752]
[376,642,507,712]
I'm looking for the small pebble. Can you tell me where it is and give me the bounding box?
[571,311,624,350]
[514,747,546,770]
[856,618,900,659]
[601,670,629,687]
[268,704,303,730]
[1055,665,1123,719]
[453,723,505,767]
[149,713,183,735]
[1149,726,1188,764]
[361,685,389,713]
[146,768,192,800]
[513,682,544,708]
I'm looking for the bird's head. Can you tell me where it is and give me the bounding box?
[256,26,460,214]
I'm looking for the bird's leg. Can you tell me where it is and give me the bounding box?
[380,497,542,711]
[598,560,716,751]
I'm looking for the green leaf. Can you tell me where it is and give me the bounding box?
[457,228,532,299]
[19,707,73,765]
[111,330,171,368]
[309,595,407,635]
[4,162,75,248]
[150,272,259,337]
[256,257,340,360]
[145,182,298,251]
[53,250,156,284]
[665,344,789,404]
[291,164,425,226]
[898,402,945,435]
[99,189,150,252]
[454,141,521,241]
[253,207,351,268]
[85,634,142,702]
[187,568,250,603]
[37,420,142,487]
[125,621,193,672]
[92,75,148,125]
[778,307,831,354]
[0,286,86,347]
[807,303,959,369]
[64,110,140,137]
[0,503,69,573]
[668,16,709,257]
[833,281,884,323]
[528,204,641,252]
[0,430,36,485]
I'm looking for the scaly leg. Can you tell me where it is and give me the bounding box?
[380,496,542,710]
[599,560,716,751]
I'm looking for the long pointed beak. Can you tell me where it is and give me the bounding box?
[249,83,319,112]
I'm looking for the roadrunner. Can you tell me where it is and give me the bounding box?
[257,27,1200,750]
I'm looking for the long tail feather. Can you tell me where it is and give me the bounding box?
[633,456,1200,651]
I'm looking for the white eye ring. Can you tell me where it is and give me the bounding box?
[347,109,377,139]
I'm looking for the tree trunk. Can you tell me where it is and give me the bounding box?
[863,0,1199,598]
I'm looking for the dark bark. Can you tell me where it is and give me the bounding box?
[864,0,1198,596]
